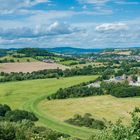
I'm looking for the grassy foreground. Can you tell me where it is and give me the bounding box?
[0,75,98,139]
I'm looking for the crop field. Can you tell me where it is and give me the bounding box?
[0,75,98,139]
[0,62,68,73]
[40,95,140,125]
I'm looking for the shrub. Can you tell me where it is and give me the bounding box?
[5,110,38,122]
[0,104,11,117]
[65,113,105,130]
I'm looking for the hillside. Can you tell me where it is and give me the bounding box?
[47,47,103,54]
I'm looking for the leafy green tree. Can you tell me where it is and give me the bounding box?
[0,104,11,117]
[5,110,38,122]
[90,108,140,140]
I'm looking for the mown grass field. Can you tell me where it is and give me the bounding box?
[39,95,140,125]
[1,75,139,139]
[0,75,98,139]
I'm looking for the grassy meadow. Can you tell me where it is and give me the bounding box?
[0,75,98,139]
[0,75,97,108]
[1,75,140,139]
[39,95,140,125]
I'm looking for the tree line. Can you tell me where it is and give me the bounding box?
[101,82,140,98]
[47,85,103,100]
[48,81,140,100]
[0,66,106,82]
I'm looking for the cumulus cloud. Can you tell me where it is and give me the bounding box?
[95,23,128,31]
[47,22,78,35]
[1,21,140,49]
[0,22,79,40]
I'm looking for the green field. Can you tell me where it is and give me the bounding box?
[0,55,37,62]
[72,62,104,68]
[1,75,139,139]
[0,75,98,139]
[39,95,140,125]
[58,60,79,66]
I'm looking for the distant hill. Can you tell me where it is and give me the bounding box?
[46,47,103,54]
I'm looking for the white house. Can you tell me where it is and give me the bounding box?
[129,76,140,86]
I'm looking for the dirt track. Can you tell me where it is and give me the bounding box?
[0,62,69,73]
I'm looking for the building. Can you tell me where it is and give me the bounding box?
[87,75,140,88]
[87,81,101,88]
[43,59,60,63]
[129,76,140,86]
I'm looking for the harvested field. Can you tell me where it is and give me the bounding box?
[0,62,69,73]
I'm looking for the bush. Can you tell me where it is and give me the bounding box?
[0,104,11,117]
[65,113,105,130]
[111,87,140,98]
[5,110,38,122]
[91,108,140,140]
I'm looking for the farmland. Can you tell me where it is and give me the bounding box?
[0,75,98,139]
[1,74,140,139]
[40,95,140,125]
[0,55,37,62]
[0,62,68,73]
[0,48,140,140]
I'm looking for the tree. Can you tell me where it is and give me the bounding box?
[5,110,38,122]
[0,104,11,117]
[90,108,140,140]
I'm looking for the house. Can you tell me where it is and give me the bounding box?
[105,74,140,87]
[87,81,101,88]
[129,76,140,86]
[104,74,126,83]
[43,59,55,63]
[87,75,140,88]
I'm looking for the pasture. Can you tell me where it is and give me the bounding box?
[40,95,140,125]
[1,75,139,139]
[0,62,68,73]
[0,75,98,139]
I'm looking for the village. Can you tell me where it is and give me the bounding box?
[88,74,140,88]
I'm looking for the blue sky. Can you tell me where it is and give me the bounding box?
[0,0,140,48]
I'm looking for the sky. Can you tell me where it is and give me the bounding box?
[0,0,140,48]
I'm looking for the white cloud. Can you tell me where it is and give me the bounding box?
[82,5,87,10]
[0,21,140,49]
[95,23,128,31]
[0,0,49,10]
[0,21,79,40]
[78,0,140,5]
[47,21,77,35]
[78,0,110,5]
[115,1,140,5]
